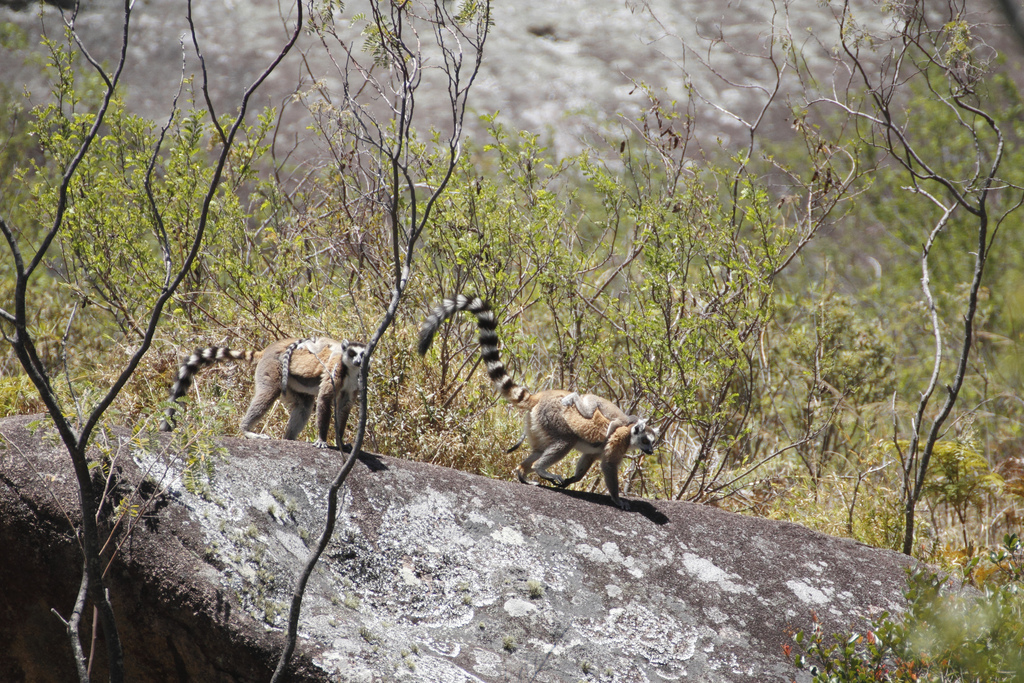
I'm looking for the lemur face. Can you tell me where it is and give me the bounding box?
[631,419,658,455]
[342,341,367,368]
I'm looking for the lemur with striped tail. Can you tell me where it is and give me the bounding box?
[417,295,657,510]
[160,337,366,449]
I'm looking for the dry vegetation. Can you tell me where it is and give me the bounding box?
[3,0,1023,570]
[2,2,1024,678]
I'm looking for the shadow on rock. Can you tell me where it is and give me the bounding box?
[542,485,671,525]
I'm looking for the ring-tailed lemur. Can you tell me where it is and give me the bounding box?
[417,295,657,510]
[159,337,367,449]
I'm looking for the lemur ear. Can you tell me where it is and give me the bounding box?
[342,339,350,349]
[633,418,648,433]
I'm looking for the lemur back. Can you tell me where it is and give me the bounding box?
[160,337,366,450]
[559,391,639,443]
[418,295,658,510]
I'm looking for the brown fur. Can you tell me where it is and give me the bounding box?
[513,390,654,510]
[160,337,366,449]
[418,295,657,510]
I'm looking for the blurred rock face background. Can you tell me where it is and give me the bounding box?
[4,0,1020,162]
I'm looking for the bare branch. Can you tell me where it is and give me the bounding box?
[272,2,490,676]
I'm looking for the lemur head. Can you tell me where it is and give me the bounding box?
[342,340,367,368]
[630,419,658,455]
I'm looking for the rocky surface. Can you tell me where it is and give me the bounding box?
[1,412,918,682]
[3,0,1016,162]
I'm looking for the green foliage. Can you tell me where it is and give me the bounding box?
[453,0,487,26]
[0,375,46,418]
[921,434,1003,519]
[4,2,1023,577]
[763,289,897,490]
[593,162,787,498]
[0,30,361,442]
[409,109,817,500]
[988,533,1024,584]
[764,52,1024,555]
[942,20,975,69]
[793,567,1024,683]
[2,33,280,387]
[172,413,230,497]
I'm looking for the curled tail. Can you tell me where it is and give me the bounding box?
[159,346,258,431]
[418,295,533,408]
[278,338,310,393]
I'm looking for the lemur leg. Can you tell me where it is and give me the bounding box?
[515,448,544,484]
[282,393,314,441]
[601,457,630,510]
[240,384,281,439]
[515,441,571,486]
[312,376,336,449]
[558,452,598,488]
[512,414,536,475]
[334,391,353,450]
[529,442,575,486]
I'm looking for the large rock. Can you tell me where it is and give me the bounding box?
[0,413,916,682]
[0,0,935,157]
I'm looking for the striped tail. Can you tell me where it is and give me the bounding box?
[418,295,534,408]
[159,346,257,431]
[278,338,309,393]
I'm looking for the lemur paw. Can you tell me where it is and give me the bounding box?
[243,432,271,440]
[537,471,565,487]
[312,439,330,449]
